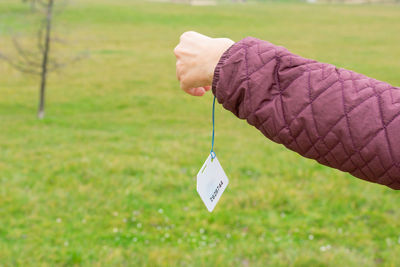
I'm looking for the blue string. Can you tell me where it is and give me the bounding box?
[210,95,216,159]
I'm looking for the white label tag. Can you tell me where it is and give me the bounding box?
[196,153,229,212]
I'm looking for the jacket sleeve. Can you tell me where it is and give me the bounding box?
[212,37,400,189]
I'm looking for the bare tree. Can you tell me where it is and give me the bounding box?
[37,0,54,119]
[0,0,84,119]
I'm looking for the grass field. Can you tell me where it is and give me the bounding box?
[1,0,400,266]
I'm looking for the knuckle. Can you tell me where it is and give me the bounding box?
[173,46,180,56]
[180,31,194,40]
[180,32,188,40]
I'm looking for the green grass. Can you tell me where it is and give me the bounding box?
[0,0,400,266]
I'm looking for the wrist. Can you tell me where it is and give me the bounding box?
[211,40,235,95]
[208,38,235,84]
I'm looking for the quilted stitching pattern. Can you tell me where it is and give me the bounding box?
[212,37,400,189]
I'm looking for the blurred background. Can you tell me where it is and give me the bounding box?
[0,0,400,265]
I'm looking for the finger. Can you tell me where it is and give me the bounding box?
[173,45,181,59]
[180,78,192,93]
[187,87,206,97]
[203,85,211,92]
[193,87,206,96]
[176,61,187,82]
[176,61,181,81]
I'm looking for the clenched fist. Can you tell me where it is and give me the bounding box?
[174,31,234,96]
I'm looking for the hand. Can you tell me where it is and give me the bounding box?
[174,31,234,96]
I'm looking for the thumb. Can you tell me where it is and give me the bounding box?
[204,85,211,92]
[187,87,206,96]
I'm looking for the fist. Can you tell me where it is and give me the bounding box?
[174,31,234,96]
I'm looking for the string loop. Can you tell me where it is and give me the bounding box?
[210,95,216,159]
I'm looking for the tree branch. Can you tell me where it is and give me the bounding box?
[12,36,43,67]
[0,52,41,75]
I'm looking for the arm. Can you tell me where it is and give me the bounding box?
[174,32,400,189]
[213,37,400,189]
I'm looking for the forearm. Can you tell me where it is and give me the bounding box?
[212,37,400,189]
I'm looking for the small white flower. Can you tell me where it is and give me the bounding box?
[199,228,205,234]
[113,227,118,233]
[158,209,163,214]
[308,234,314,240]
[165,233,170,238]
[56,218,62,223]
[133,237,138,242]
[113,212,118,217]
[320,244,331,252]
[280,212,286,218]
[123,218,127,223]
[137,223,142,228]
[82,219,86,224]
[226,233,231,239]
[64,241,69,246]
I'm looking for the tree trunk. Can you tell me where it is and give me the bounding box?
[38,0,53,119]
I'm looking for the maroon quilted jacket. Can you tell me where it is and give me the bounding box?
[212,37,400,189]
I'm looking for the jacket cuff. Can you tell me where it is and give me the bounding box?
[212,43,235,96]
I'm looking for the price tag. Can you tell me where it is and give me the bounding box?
[196,152,229,212]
